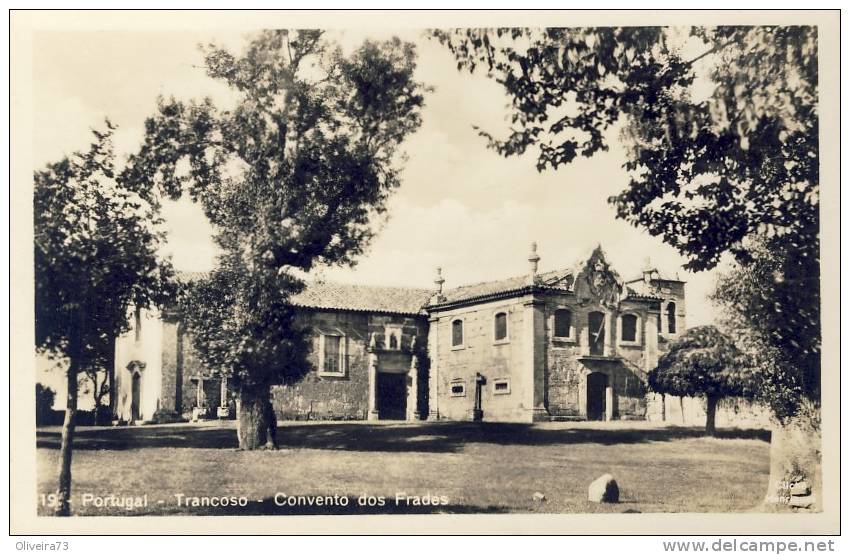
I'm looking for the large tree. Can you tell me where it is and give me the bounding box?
[124,30,428,449]
[34,122,174,515]
[710,236,821,503]
[433,26,817,268]
[435,25,820,507]
[648,325,755,436]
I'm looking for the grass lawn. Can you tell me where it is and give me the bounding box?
[36,420,770,516]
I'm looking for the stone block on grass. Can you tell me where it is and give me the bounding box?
[588,474,619,503]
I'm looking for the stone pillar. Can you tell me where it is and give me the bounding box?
[196,378,204,408]
[367,353,379,421]
[217,374,229,419]
[427,317,440,420]
[408,354,419,421]
[580,317,589,356]
[523,298,549,422]
[604,311,614,357]
[605,386,614,421]
[645,311,660,372]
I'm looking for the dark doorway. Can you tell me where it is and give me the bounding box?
[588,311,605,356]
[131,372,141,422]
[376,372,407,420]
[586,372,607,421]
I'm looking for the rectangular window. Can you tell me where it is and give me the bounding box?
[494,312,508,342]
[321,335,343,375]
[554,309,572,339]
[493,378,511,395]
[450,381,466,397]
[621,314,638,342]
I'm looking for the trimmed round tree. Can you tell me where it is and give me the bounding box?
[648,325,755,436]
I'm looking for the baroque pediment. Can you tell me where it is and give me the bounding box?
[572,246,624,307]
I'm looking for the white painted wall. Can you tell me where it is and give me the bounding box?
[114,307,164,422]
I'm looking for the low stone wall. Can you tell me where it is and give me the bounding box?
[272,379,368,420]
[646,393,772,428]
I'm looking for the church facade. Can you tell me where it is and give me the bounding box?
[113,245,685,424]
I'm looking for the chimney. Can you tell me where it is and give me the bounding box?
[433,266,446,302]
[527,242,541,285]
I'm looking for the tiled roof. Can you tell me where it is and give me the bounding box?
[434,268,573,306]
[291,281,432,316]
[175,271,432,316]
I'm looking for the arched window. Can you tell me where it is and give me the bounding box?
[388,333,398,350]
[494,312,508,342]
[554,309,572,339]
[620,313,638,342]
[666,302,677,334]
[451,319,464,347]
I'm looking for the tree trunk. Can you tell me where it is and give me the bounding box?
[107,333,116,420]
[705,395,718,436]
[89,372,106,425]
[237,383,277,450]
[764,408,821,511]
[55,357,79,516]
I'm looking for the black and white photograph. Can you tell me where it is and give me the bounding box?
[10,9,840,537]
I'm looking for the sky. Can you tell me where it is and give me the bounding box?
[32,28,725,398]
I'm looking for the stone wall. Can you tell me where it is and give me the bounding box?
[541,292,653,420]
[160,319,180,415]
[272,309,428,420]
[429,295,535,422]
[646,393,772,428]
[157,322,218,419]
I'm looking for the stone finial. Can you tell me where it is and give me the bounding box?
[528,242,541,284]
[643,257,655,283]
[434,266,445,294]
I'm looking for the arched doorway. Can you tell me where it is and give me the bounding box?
[586,372,607,421]
[131,372,141,422]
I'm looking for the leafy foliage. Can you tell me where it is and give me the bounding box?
[648,325,755,399]
[710,237,818,421]
[178,267,311,389]
[35,383,56,424]
[126,30,428,392]
[34,121,176,512]
[433,26,818,273]
[34,121,175,369]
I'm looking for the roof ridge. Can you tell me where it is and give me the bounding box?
[444,265,571,292]
[308,279,431,293]
[175,271,432,292]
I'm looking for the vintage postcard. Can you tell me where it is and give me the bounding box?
[10,9,840,535]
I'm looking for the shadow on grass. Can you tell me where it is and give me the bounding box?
[36,421,770,454]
